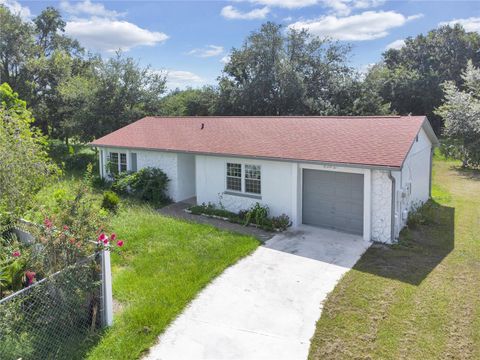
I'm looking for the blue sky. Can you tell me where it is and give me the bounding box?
[4,0,480,89]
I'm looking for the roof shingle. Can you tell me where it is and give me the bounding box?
[90,116,430,168]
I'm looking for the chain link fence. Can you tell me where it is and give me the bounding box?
[0,252,108,360]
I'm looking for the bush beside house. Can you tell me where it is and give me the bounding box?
[188,202,291,231]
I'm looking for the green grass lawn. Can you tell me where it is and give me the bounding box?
[28,175,259,360]
[308,157,480,359]
[86,205,259,359]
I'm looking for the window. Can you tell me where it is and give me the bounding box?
[108,152,127,175]
[109,152,119,175]
[120,153,127,172]
[226,163,242,191]
[130,153,137,172]
[245,165,261,194]
[225,163,262,195]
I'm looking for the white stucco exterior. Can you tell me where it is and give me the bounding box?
[98,147,195,202]
[371,170,393,243]
[195,155,295,220]
[392,127,433,238]
[96,124,434,243]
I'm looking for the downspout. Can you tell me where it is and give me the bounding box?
[388,171,396,243]
[429,147,434,198]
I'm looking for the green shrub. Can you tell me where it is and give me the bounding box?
[189,203,238,220]
[102,191,120,212]
[244,202,269,226]
[407,201,436,229]
[91,175,111,190]
[112,167,170,206]
[188,202,290,231]
[271,214,291,231]
[48,140,96,173]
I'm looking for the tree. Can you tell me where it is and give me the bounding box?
[159,87,218,116]
[59,53,167,141]
[0,83,58,219]
[217,22,359,116]
[0,5,87,139]
[436,61,480,167]
[373,24,480,132]
[0,6,34,94]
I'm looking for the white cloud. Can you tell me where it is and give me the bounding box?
[0,0,31,19]
[357,62,375,75]
[65,17,169,52]
[245,0,384,15]
[439,17,480,32]
[165,70,205,89]
[60,0,123,18]
[221,55,231,64]
[385,39,405,50]
[221,5,270,20]
[251,0,318,9]
[352,0,384,10]
[188,45,224,58]
[289,11,423,41]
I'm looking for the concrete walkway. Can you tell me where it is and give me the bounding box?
[144,226,371,360]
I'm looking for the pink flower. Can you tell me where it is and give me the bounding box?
[12,250,21,257]
[63,225,69,231]
[44,218,53,229]
[25,271,36,286]
[98,233,107,243]
[116,240,124,247]
[110,233,116,241]
[69,238,76,245]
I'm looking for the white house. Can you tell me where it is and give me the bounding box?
[91,116,439,243]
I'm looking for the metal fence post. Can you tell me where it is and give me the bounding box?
[101,249,113,327]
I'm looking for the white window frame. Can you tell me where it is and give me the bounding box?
[225,162,262,196]
[108,151,128,175]
[226,163,242,192]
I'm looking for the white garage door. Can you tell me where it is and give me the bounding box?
[302,169,364,235]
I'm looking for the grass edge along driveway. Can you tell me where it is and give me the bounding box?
[308,157,480,359]
[86,205,259,360]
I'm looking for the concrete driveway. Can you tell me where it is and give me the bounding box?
[144,225,371,360]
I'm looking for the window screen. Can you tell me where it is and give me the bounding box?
[109,152,119,174]
[226,163,241,191]
[245,165,261,194]
[130,153,137,172]
[120,153,127,172]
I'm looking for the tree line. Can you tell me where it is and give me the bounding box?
[1,4,480,166]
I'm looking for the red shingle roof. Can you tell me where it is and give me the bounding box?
[90,116,433,169]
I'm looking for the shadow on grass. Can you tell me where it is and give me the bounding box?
[451,165,480,181]
[353,200,454,286]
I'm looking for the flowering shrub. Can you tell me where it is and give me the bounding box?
[0,218,125,300]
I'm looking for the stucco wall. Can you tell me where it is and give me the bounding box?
[394,127,433,234]
[176,153,196,201]
[99,147,181,201]
[195,155,294,219]
[136,150,179,201]
[371,170,393,243]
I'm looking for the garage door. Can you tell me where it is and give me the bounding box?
[302,169,364,235]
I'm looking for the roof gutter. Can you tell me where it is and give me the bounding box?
[388,171,396,243]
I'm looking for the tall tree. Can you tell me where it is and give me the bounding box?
[0,6,34,94]
[159,87,218,116]
[59,53,167,141]
[373,24,480,132]
[0,5,86,138]
[436,61,480,167]
[217,22,369,116]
